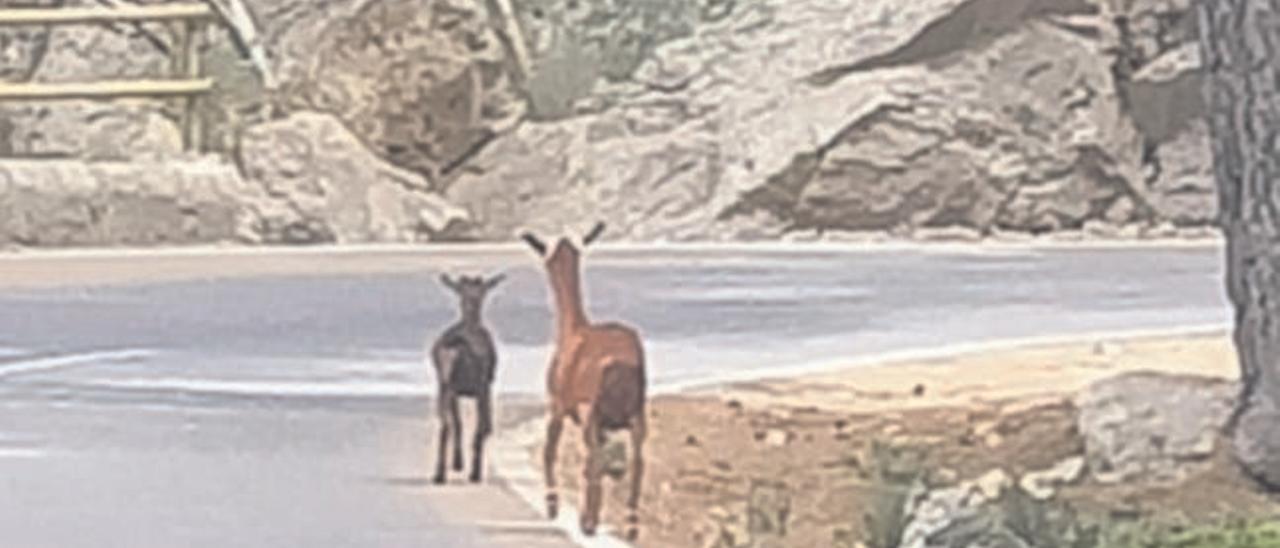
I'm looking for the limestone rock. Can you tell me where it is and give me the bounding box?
[1076,372,1236,484]
[237,112,469,243]
[264,0,524,182]
[973,468,1011,500]
[1018,456,1086,500]
[899,482,984,548]
[1,102,182,161]
[762,429,792,447]
[0,159,249,246]
[0,0,1221,244]
[448,0,1214,241]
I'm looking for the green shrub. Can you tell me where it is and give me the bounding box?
[1102,520,1280,548]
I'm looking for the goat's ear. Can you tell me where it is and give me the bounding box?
[439,273,460,292]
[520,231,547,256]
[582,221,606,247]
[484,273,507,290]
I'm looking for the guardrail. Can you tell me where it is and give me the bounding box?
[0,4,219,151]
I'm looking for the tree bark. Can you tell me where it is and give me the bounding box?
[1198,0,1280,489]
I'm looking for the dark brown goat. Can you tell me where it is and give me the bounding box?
[429,273,504,484]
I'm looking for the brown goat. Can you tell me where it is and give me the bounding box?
[520,222,647,539]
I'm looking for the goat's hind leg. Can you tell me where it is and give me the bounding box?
[450,395,464,472]
[625,413,647,541]
[433,390,453,484]
[543,412,565,519]
[469,389,492,483]
[580,412,605,536]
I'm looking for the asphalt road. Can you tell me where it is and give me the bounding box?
[0,244,1231,546]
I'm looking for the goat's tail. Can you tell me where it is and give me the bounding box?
[595,363,646,430]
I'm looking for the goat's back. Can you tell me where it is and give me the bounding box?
[551,322,646,424]
[595,363,645,430]
[432,324,497,395]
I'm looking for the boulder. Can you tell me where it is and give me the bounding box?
[261,0,524,183]
[1,102,182,161]
[899,479,986,548]
[237,112,469,243]
[911,487,1093,548]
[1018,456,1086,500]
[0,158,249,246]
[972,468,1011,500]
[451,0,981,241]
[901,466,1099,548]
[1076,372,1236,484]
[1110,0,1217,226]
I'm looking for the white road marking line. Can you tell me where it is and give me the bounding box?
[0,447,48,459]
[77,378,426,398]
[0,349,155,379]
[653,323,1230,395]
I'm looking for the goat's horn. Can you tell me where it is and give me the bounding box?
[582,222,606,246]
[520,231,547,255]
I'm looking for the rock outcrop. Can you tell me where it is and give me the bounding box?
[237,112,469,244]
[0,0,1217,245]
[448,0,1214,242]
[899,468,1011,548]
[0,159,249,246]
[1076,372,1235,485]
[268,0,525,182]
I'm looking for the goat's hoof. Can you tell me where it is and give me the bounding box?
[546,494,559,519]
[432,473,446,485]
[452,459,464,472]
[579,520,597,537]
[625,513,639,540]
[468,471,482,483]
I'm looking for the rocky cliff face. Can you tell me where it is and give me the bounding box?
[0,0,1215,245]
[449,0,1214,241]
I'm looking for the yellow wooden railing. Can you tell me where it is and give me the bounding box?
[0,4,219,151]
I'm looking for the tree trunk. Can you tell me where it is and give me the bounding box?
[1198,0,1280,489]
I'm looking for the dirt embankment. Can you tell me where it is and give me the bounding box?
[533,333,1280,547]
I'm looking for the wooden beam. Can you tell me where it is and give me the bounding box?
[0,79,213,100]
[181,19,205,152]
[0,4,215,26]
